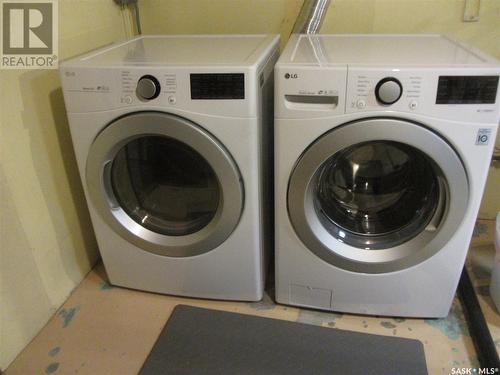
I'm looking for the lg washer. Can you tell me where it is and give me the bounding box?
[275,34,500,317]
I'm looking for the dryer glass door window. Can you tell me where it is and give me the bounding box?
[111,136,220,236]
[314,141,440,249]
[86,112,244,258]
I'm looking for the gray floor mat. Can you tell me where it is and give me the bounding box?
[139,304,428,375]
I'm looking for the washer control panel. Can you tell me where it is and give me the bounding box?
[347,70,424,113]
[276,64,500,122]
[343,67,500,122]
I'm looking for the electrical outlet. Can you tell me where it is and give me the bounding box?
[463,0,480,22]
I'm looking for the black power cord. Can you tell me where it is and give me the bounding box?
[458,267,500,369]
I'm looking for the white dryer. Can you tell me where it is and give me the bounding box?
[275,34,500,317]
[60,35,279,301]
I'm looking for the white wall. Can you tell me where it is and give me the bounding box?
[0,1,136,369]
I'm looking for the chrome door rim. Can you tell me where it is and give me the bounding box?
[287,118,469,273]
[86,111,244,257]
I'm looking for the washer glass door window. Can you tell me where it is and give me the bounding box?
[314,140,440,249]
[287,118,468,273]
[87,112,244,257]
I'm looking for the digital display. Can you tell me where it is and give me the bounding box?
[190,73,245,100]
[436,76,498,104]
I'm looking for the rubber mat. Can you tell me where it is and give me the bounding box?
[139,304,428,375]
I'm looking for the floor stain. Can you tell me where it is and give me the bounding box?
[468,356,480,368]
[100,281,115,291]
[472,222,488,237]
[425,301,469,340]
[297,309,343,326]
[380,321,397,329]
[393,318,406,323]
[247,293,276,311]
[48,346,60,357]
[45,362,59,374]
[58,306,81,328]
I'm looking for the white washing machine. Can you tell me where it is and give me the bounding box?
[60,34,279,301]
[275,34,500,317]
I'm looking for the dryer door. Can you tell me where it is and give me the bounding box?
[288,118,469,273]
[86,111,243,257]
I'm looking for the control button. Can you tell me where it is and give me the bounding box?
[356,99,366,109]
[409,101,418,110]
[375,77,403,105]
[121,95,133,104]
[136,75,161,100]
[168,96,176,105]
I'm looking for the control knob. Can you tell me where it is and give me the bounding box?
[375,77,402,105]
[136,75,161,100]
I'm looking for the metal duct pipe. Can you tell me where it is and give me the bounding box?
[292,0,331,34]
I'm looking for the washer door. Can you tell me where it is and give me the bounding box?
[86,112,243,257]
[288,118,469,273]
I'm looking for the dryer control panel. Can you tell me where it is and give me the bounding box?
[59,67,260,118]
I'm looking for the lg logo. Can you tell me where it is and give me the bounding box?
[1,0,58,69]
[285,73,298,79]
